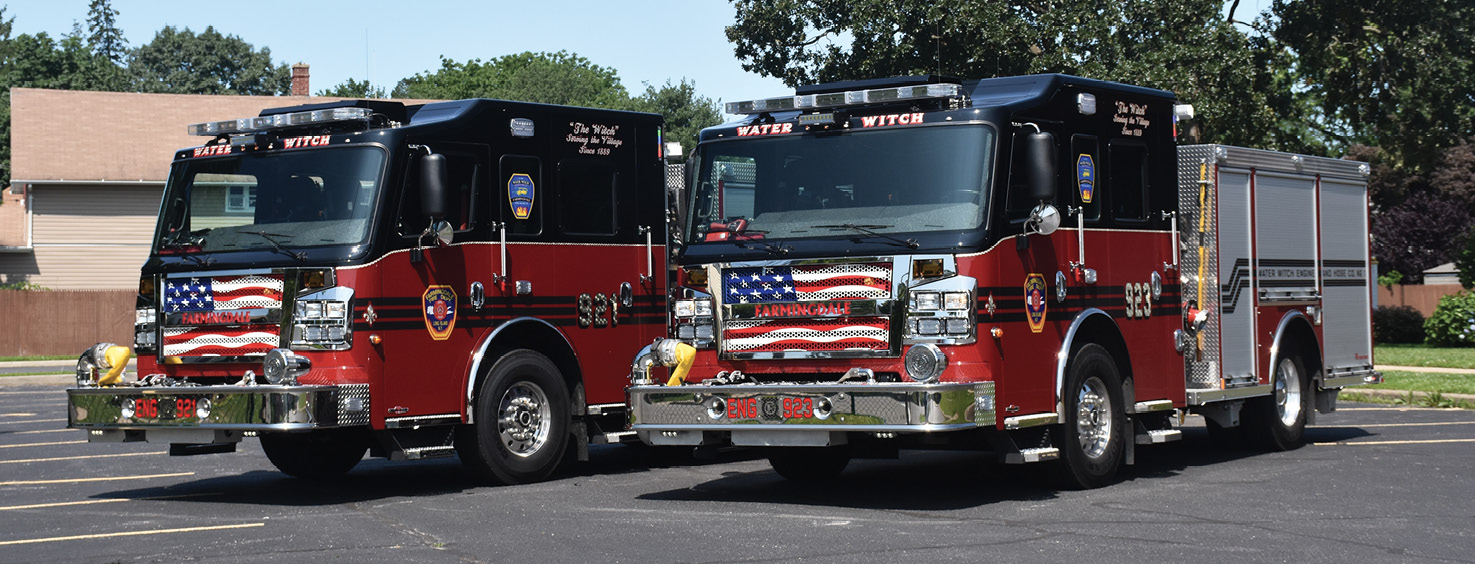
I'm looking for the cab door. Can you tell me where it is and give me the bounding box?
[378,145,488,419]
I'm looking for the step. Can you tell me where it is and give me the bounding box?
[1004,447,1060,464]
[1135,429,1183,445]
[401,445,457,460]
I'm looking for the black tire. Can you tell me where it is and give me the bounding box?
[260,428,368,479]
[766,446,851,481]
[1241,349,1310,451]
[1052,343,1127,489]
[456,350,570,485]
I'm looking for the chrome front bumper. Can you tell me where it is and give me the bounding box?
[627,381,995,447]
[67,383,370,434]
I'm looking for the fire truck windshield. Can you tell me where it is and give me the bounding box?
[689,124,995,244]
[155,146,386,256]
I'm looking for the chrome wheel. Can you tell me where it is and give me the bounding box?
[499,381,551,457]
[1076,376,1113,459]
[1273,356,1303,428]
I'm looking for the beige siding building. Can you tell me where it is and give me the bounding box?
[1,86,384,289]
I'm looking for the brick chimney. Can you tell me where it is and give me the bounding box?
[291,64,310,96]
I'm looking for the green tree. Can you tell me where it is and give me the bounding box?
[317,78,386,99]
[1272,0,1475,174]
[130,26,289,95]
[392,50,630,108]
[86,0,126,63]
[629,79,723,155]
[724,0,1299,151]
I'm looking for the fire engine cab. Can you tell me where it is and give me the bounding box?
[68,98,672,484]
[627,74,1379,488]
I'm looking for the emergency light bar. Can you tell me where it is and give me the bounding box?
[726,83,962,115]
[186,107,374,137]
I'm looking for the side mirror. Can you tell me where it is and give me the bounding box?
[1025,130,1057,202]
[419,153,449,221]
[1028,204,1061,236]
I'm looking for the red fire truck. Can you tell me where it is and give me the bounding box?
[68,98,674,484]
[627,74,1380,488]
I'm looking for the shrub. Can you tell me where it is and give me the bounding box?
[1424,291,1475,347]
[1374,305,1426,344]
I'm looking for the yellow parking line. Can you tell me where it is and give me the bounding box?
[0,522,264,546]
[0,413,37,417]
[1337,407,1443,412]
[0,440,85,448]
[1,451,162,464]
[0,391,64,395]
[10,429,72,435]
[0,472,193,486]
[1336,421,1475,428]
[0,492,218,511]
[1314,438,1475,446]
[0,418,66,425]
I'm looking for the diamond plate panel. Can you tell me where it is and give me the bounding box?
[336,383,371,426]
[1178,145,1221,390]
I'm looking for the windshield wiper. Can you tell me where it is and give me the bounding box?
[811,223,919,249]
[158,229,214,266]
[712,219,790,256]
[241,231,307,261]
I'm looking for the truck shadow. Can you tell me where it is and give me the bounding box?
[635,425,1379,511]
[88,443,764,507]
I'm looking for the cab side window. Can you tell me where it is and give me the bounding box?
[397,150,483,237]
[1004,131,1060,224]
[1109,140,1149,222]
[558,159,618,236]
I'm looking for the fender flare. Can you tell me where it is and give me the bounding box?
[1269,310,1318,383]
[1053,308,1125,414]
[463,317,580,424]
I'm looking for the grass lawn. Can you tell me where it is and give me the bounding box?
[1366,370,1475,395]
[0,355,73,362]
[1374,344,1475,369]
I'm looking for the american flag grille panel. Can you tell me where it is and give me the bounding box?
[722,263,892,304]
[162,274,284,357]
[721,318,891,352]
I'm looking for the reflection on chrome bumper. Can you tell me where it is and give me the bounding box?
[67,383,370,431]
[628,381,995,444]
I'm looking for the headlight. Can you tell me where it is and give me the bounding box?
[943,292,970,311]
[674,300,696,318]
[694,300,713,317]
[290,288,354,351]
[913,292,940,311]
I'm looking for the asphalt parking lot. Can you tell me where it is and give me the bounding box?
[2,385,1473,564]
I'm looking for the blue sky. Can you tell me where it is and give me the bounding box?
[7,0,1270,116]
[5,0,791,116]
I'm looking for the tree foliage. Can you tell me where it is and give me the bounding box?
[628,79,723,155]
[130,26,289,95]
[725,0,1303,151]
[86,0,126,63]
[1370,190,1471,284]
[392,51,722,150]
[393,51,630,109]
[1273,0,1475,174]
[317,78,386,99]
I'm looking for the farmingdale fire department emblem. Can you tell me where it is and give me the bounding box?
[422,285,457,341]
[1024,273,1047,333]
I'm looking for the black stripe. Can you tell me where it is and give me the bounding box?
[1323,259,1367,268]
[1324,279,1369,287]
[1257,258,1316,267]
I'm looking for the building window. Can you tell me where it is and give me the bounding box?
[226,185,257,213]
